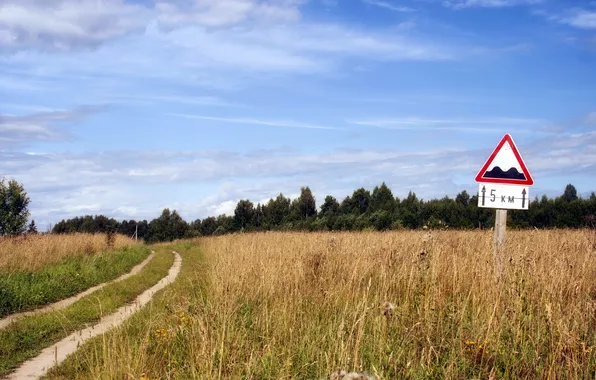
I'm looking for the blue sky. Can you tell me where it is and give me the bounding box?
[1,0,595,229]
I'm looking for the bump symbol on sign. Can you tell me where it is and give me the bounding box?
[475,134,533,186]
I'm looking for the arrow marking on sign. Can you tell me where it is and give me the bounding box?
[521,188,526,209]
[481,185,486,206]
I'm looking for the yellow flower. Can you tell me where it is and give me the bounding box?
[465,340,476,346]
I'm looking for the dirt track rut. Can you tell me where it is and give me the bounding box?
[0,251,156,330]
[3,251,182,380]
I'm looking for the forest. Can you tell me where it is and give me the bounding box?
[51,183,596,242]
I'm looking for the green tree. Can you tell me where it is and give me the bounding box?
[0,178,31,236]
[200,217,217,236]
[264,193,291,228]
[146,209,189,243]
[216,214,235,233]
[455,190,470,206]
[400,191,422,229]
[320,195,340,216]
[370,210,392,231]
[297,187,317,219]
[562,184,578,202]
[186,219,202,238]
[253,203,264,229]
[370,182,396,213]
[340,188,371,215]
[234,199,255,230]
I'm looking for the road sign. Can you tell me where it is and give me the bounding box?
[475,134,533,186]
[478,183,529,210]
[475,133,534,282]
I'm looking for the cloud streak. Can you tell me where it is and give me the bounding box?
[348,116,549,132]
[362,0,415,12]
[0,107,98,148]
[0,0,149,51]
[554,10,596,30]
[443,0,541,9]
[168,113,345,130]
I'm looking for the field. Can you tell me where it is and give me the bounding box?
[0,233,137,271]
[0,233,148,318]
[44,230,596,379]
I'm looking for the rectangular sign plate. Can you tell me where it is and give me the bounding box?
[477,183,529,210]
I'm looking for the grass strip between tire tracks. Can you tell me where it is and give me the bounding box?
[0,248,175,377]
[45,242,205,379]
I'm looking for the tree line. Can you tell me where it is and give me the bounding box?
[50,183,596,243]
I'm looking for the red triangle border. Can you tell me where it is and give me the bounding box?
[475,134,534,185]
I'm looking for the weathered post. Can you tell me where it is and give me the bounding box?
[493,209,507,281]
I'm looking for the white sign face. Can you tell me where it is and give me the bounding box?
[485,140,522,174]
[477,183,529,210]
[475,134,533,186]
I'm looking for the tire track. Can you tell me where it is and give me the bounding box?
[3,251,182,380]
[0,251,156,331]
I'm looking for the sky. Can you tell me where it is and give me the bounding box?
[1,0,595,230]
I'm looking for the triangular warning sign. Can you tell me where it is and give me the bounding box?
[475,134,534,185]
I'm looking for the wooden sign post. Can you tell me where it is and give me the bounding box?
[493,209,507,281]
[475,134,534,281]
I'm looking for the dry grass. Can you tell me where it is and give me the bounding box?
[195,230,596,378]
[49,230,596,379]
[0,233,137,272]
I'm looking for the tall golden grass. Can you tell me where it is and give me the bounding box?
[50,230,596,379]
[0,233,138,272]
[196,230,596,378]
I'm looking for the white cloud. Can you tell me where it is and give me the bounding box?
[169,113,345,130]
[0,14,459,102]
[0,0,149,51]
[155,0,302,28]
[115,94,237,107]
[0,107,97,148]
[63,204,101,213]
[558,10,596,29]
[348,116,548,132]
[362,0,415,12]
[211,200,238,216]
[0,0,303,51]
[444,0,541,9]
[584,112,596,125]
[1,0,458,68]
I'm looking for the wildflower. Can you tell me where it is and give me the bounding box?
[465,340,476,347]
[155,328,167,338]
